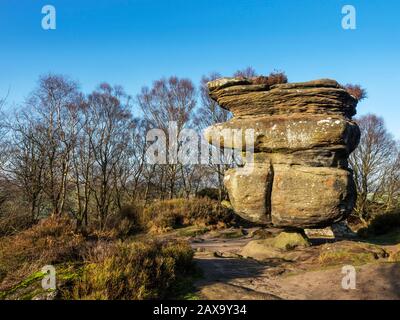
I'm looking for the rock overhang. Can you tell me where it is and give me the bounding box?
[207,78,358,118]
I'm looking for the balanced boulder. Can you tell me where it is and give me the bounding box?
[205,78,360,229]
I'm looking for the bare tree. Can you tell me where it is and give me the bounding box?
[70,100,94,229]
[87,83,133,228]
[137,76,197,199]
[198,72,231,126]
[8,112,46,221]
[380,143,400,211]
[24,75,83,216]
[110,119,144,210]
[344,84,367,101]
[350,114,396,221]
[197,72,233,201]
[123,119,149,201]
[0,95,9,171]
[233,66,258,78]
[6,75,83,217]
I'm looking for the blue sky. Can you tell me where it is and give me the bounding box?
[1,0,399,137]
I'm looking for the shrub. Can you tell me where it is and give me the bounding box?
[358,211,400,237]
[252,71,288,86]
[113,217,134,239]
[196,188,221,201]
[233,67,257,78]
[318,241,388,266]
[343,84,367,101]
[143,198,234,233]
[0,212,33,237]
[267,70,288,85]
[69,240,194,300]
[100,203,145,239]
[0,216,85,287]
[119,203,145,226]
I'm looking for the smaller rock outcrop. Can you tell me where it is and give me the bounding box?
[241,231,310,261]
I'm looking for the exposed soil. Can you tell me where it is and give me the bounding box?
[188,228,400,300]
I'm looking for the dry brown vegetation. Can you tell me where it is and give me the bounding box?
[67,240,193,300]
[344,83,367,101]
[232,67,288,87]
[358,210,400,237]
[0,213,195,300]
[0,216,86,288]
[251,71,288,87]
[0,197,228,299]
[143,198,234,233]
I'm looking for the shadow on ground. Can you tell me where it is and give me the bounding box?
[188,226,400,300]
[193,256,283,300]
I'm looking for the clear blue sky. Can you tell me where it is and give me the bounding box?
[1,0,399,137]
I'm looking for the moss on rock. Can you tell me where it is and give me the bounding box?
[318,241,388,266]
[241,231,310,261]
[272,232,310,250]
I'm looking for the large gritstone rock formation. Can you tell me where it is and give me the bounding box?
[204,78,360,229]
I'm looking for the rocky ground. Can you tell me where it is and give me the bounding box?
[3,225,400,300]
[178,226,400,300]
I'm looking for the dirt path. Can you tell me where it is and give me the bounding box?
[266,263,400,299]
[191,231,400,300]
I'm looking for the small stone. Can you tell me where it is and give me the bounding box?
[271,232,310,250]
[241,231,310,261]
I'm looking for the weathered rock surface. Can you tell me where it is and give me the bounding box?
[191,229,400,300]
[305,221,357,239]
[270,165,356,228]
[241,231,310,261]
[224,162,273,224]
[207,78,358,118]
[204,115,360,155]
[205,77,360,229]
